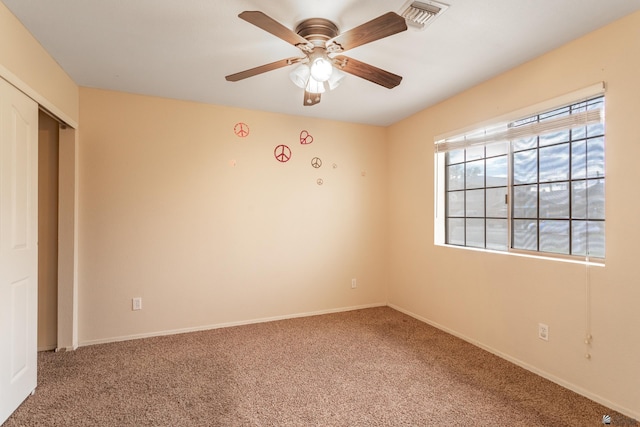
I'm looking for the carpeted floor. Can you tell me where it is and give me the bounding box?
[4,307,638,426]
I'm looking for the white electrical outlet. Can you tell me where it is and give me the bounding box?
[538,323,549,341]
[132,297,142,311]
[351,278,357,289]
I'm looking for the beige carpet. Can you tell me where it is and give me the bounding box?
[5,307,638,426]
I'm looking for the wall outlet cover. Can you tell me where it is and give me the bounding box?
[538,323,549,341]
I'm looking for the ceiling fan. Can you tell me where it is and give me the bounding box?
[225,10,408,106]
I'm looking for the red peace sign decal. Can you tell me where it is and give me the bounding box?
[274,145,292,163]
[300,130,314,145]
[234,122,250,138]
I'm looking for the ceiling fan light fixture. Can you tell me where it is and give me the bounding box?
[290,62,341,94]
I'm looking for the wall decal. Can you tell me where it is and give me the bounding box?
[332,163,338,169]
[229,160,237,167]
[234,122,250,138]
[311,157,322,168]
[274,145,292,163]
[299,130,314,145]
[317,178,324,185]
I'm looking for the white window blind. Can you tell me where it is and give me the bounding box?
[434,107,603,153]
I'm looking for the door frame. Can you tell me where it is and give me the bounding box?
[56,123,78,351]
[0,70,79,351]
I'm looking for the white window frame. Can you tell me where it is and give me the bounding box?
[434,82,606,264]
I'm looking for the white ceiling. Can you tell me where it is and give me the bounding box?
[3,0,640,126]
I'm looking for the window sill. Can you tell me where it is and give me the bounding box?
[434,242,605,267]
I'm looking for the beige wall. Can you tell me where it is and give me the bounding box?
[388,11,640,418]
[78,88,389,344]
[0,2,78,126]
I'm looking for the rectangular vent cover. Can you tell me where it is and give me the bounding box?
[400,0,449,30]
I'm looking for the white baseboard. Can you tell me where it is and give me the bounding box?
[79,303,387,348]
[387,303,639,422]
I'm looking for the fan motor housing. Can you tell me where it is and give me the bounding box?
[296,18,339,46]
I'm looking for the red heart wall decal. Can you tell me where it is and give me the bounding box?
[300,130,314,145]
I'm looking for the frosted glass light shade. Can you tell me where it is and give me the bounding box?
[306,77,326,94]
[327,68,346,91]
[289,64,310,89]
[310,57,333,82]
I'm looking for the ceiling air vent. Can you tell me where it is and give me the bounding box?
[400,0,448,30]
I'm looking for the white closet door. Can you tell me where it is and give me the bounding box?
[0,77,38,425]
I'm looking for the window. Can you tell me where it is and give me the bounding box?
[436,93,605,259]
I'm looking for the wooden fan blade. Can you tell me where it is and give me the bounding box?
[327,12,407,53]
[303,91,321,106]
[225,57,303,82]
[333,55,402,89]
[239,11,313,50]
